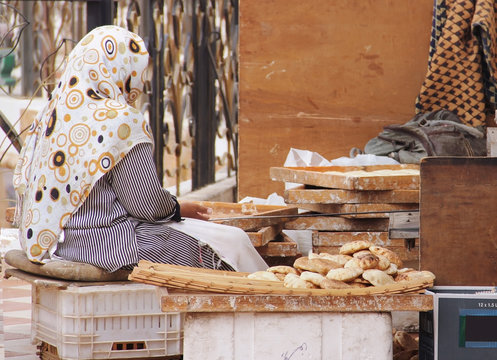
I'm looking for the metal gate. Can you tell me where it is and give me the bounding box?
[0,0,238,195]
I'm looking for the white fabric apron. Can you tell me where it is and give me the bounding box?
[168,218,268,273]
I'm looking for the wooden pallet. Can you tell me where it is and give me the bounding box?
[270,165,420,190]
[295,203,419,218]
[285,187,419,204]
[285,216,389,231]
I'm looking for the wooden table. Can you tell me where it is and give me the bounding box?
[161,291,433,360]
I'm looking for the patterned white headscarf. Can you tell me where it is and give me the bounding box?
[13,25,153,263]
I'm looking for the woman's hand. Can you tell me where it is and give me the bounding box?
[179,201,213,221]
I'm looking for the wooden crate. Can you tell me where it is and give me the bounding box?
[420,157,497,286]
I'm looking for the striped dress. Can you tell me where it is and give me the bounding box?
[54,142,234,272]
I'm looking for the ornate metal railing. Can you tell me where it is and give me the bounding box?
[0,0,238,196]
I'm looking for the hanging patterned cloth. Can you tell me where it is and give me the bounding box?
[416,0,497,128]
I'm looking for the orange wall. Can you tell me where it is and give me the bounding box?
[238,0,434,199]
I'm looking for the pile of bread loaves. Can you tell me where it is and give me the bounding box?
[248,240,435,290]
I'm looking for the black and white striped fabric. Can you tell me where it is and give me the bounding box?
[55,143,234,272]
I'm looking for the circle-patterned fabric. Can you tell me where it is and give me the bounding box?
[13,26,153,263]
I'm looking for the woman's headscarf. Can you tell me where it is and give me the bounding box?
[13,25,153,263]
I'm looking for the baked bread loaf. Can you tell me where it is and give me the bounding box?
[384,263,398,276]
[317,253,353,266]
[357,253,380,270]
[394,330,419,351]
[344,258,362,269]
[300,271,351,289]
[293,256,341,275]
[326,267,363,282]
[349,282,369,288]
[362,269,395,286]
[247,271,280,282]
[339,240,372,255]
[352,250,373,258]
[267,265,299,275]
[369,245,403,268]
[375,254,391,271]
[395,270,435,283]
[284,273,316,289]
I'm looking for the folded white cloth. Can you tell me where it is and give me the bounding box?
[168,218,268,273]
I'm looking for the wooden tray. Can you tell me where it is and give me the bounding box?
[129,261,433,296]
[255,232,300,257]
[285,188,419,204]
[270,165,420,190]
[194,201,298,231]
[284,216,389,231]
[246,224,283,247]
[295,203,419,218]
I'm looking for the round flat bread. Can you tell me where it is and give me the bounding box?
[369,245,403,268]
[339,240,372,255]
[317,253,353,266]
[395,270,435,283]
[397,267,416,274]
[267,265,299,275]
[349,282,369,288]
[375,254,391,271]
[319,278,351,289]
[300,271,351,289]
[274,273,286,281]
[326,267,363,282]
[352,250,373,258]
[294,256,341,275]
[300,271,327,286]
[384,263,398,276]
[362,269,395,286]
[344,258,361,269]
[358,254,379,270]
[247,271,280,282]
[284,273,316,289]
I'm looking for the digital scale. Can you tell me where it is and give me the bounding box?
[419,287,497,360]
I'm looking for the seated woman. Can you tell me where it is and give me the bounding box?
[13,25,267,273]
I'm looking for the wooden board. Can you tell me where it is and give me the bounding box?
[161,293,433,313]
[295,203,419,218]
[255,233,300,257]
[314,245,419,263]
[285,188,420,204]
[247,224,283,247]
[420,157,497,286]
[389,212,420,239]
[238,0,434,199]
[285,217,389,231]
[270,165,420,190]
[193,201,298,231]
[312,231,390,246]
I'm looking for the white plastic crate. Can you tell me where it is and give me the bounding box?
[31,282,184,359]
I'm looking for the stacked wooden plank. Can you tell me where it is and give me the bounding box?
[270,165,420,268]
[192,201,301,258]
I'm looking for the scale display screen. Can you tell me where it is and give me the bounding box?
[459,309,497,348]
